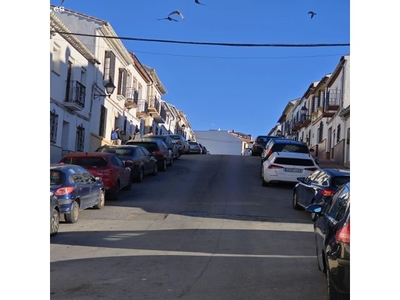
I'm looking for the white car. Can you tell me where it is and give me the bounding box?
[261,152,319,186]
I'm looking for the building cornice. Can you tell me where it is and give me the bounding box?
[50,12,100,64]
[129,52,153,84]
[144,66,167,95]
[99,24,134,67]
[326,55,349,88]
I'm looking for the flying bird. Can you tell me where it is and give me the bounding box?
[195,0,206,5]
[168,10,185,20]
[308,11,317,19]
[158,16,178,22]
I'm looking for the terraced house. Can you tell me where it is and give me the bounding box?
[274,55,350,168]
[50,6,194,163]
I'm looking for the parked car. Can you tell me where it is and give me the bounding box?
[50,164,105,223]
[168,134,190,154]
[125,139,173,171]
[261,138,314,163]
[198,143,209,154]
[96,145,158,182]
[188,141,202,154]
[50,191,60,236]
[140,134,181,159]
[261,152,319,186]
[305,182,350,300]
[251,135,280,156]
[59,152,132,201]
[292,168,350,211]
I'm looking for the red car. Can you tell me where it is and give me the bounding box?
[59,152,132,200]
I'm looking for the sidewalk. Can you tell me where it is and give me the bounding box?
[317,158,350,170]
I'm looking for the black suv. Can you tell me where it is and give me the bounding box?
[261,138,313,163]
[251,135,280,156]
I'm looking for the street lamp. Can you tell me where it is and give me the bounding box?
[94,78,116,99]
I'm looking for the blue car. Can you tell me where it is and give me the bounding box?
[50,164,105,223]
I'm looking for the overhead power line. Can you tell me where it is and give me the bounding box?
[51,31,350,48]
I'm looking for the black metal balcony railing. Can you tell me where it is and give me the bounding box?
[65,81,86,109]
[150,96,161,111]
[125,88,139,106]
[324,89,341,110]
[137,99,148,113]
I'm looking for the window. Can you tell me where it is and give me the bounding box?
[273,157,315,166]
[76,125,85,152]
[111,156,124,167]
[337,124,341,143]
[103,51,116,82]
[80,67,87,86]
[318,122,324,143]
[52,43,61,74]
[117,68,127,96]
[99,105,107,137]
[138,84,143,99]
[325,184,349,220]
[50,110,58,143]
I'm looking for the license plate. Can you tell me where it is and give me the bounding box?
[284,168,302,173]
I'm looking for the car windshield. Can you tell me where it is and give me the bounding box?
[50,170,65,185]
[332,176,351,188]
[61,157,108,168]
[274,157,315,166]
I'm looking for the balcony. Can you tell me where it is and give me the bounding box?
[125,88,138,109]
[64,81,85,111]
[323,89,341,117]
[148,96,161,117]
[136,99,149,119]
[151,104,166,124]
[300,115,312,127]
[292,120,302,131]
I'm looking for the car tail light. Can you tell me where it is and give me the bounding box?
[304,167,318,171]
[267,150,272,157]
[55,187,75,196]
[336,220,350,244]
[321,189,335,197]
[268,164,283,169]
[153,151,165,157]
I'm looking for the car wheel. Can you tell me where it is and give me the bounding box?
[161,160,167,171]
[326,268,347,300]
[94,190,105,209]
[136,168,144,183]
[152,164,158,176]
[65,201,79,223]
[124,177,132,191]
[108,182,120,201]
[292,191,301,210]
[50,209,60,236]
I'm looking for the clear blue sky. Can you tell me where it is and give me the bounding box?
[50,0,350,139]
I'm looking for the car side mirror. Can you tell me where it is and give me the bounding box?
[124,161,133,167]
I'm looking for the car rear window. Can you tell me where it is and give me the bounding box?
[274,157,315,166]
[126,142,159,152]
[50,170,65,185]
[61,157,108,168]
[332,176,351,188]
[272,143,309,154]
